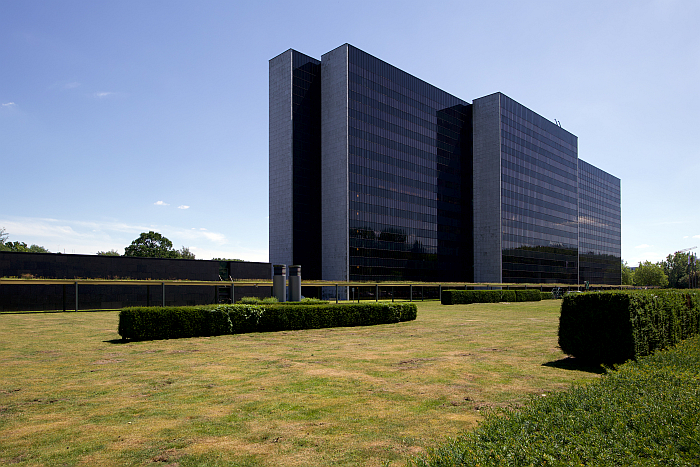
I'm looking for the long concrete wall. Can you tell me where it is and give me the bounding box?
[0,252,272,311]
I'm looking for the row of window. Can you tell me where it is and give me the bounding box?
[501,114,577,160]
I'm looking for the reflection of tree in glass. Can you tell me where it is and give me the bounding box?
[378,228,406,243]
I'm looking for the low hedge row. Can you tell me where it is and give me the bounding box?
[441,289,541,305]
[559,290,700,363]
[411,335,700,466]
[118,302,417,341]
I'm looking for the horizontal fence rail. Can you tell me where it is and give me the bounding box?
[0,278,633,312]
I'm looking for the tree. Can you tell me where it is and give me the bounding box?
[177,246,196,260]
[0,227,8,245]
[97,249,120,256]
[124,231,179,258]
[621,259,634,285]
[123,232,195,259]
[0,228,50,253]
[662,252,690,289]
[633,261,668,287]
[211,258,245,262]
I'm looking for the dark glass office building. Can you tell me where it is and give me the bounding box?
[270,44,621,284]
[578,160,622,284]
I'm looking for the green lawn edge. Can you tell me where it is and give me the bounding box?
[410,334,700,466]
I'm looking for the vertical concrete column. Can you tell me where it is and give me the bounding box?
[273,265,287,302]
[289,265,302,302]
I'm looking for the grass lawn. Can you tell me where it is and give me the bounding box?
[0,300,599,466]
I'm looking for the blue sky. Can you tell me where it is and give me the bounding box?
[1,0,698,265]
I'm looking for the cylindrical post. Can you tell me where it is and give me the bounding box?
[147,284,150,307]
[421,286,424,301]
[215,284,219,304]
[410,284,413,302]
[162,282,165,307]
[63,284,66,312]
[273,265,287,302]
[74,281,78,312]
[376,284,379,302]
[439,284,442,302]
[231,282,235,304]
[392,286,394,302]
[289,265,302,302]
[335,284,338,303]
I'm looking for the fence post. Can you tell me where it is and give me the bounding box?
[392,286,394,303]
[231,282,235,304]
[410,284,413,302]
[439,284,442,302]
[162,282,165,307]
[74,281,78,312]
[63,284,66,312]
[335,284,338,303]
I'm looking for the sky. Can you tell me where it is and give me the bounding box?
[1,0,698,265]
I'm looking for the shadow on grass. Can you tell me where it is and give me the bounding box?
[104,338,129,344]
[542,357,606,374]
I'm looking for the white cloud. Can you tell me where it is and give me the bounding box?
[64,82,81,89]
[93,92,113,98]
[0,216,236,257]
[154,201,169,206]
[2,102,16,107]
[177,205,189,210]
[694,235,700,239]
[635,244,652,249]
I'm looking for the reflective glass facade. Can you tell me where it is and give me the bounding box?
[345,46,472,281]
[499,95,580,283]
[270,44,621,285]
[578,159,621,284]
[290,52,322,279]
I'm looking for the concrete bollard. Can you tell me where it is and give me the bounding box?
[289,265,302,302]
[273,264,286,302]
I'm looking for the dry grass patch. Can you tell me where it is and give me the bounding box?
[0,300,598,466]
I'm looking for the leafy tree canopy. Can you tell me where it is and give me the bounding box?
[123,232,195,259]
[97,249,121,256]
[621,259,634,285]
[662,252,691,289]
[633,261,668,287]
[124,231,178,258]
[212,258,245,262]
[0,228,50,253]
[177,246,196,260]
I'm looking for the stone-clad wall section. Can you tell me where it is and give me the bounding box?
[472,93,503,283]
[269,49,294,268]
[321,44,350,282]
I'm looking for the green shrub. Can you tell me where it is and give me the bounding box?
[441,289,518,305]
[239,296,262,304]
[541,291,554,300]
[559,290,700,363]
[514,289,542,302]
[118,302,417,341]
[118,307,224,341]
[411,335,700,467]
[260,296,279,304]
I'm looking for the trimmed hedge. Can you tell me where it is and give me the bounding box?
[559,290,700,363]
[541,291,555,300]
[118,302,417,341]
[411,335,700,466]
[514,289,541,302]
[441,289,541,305]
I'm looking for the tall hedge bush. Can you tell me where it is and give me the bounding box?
[559,290,700,363]
[118,302,417,341]
[441,289,541,305]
